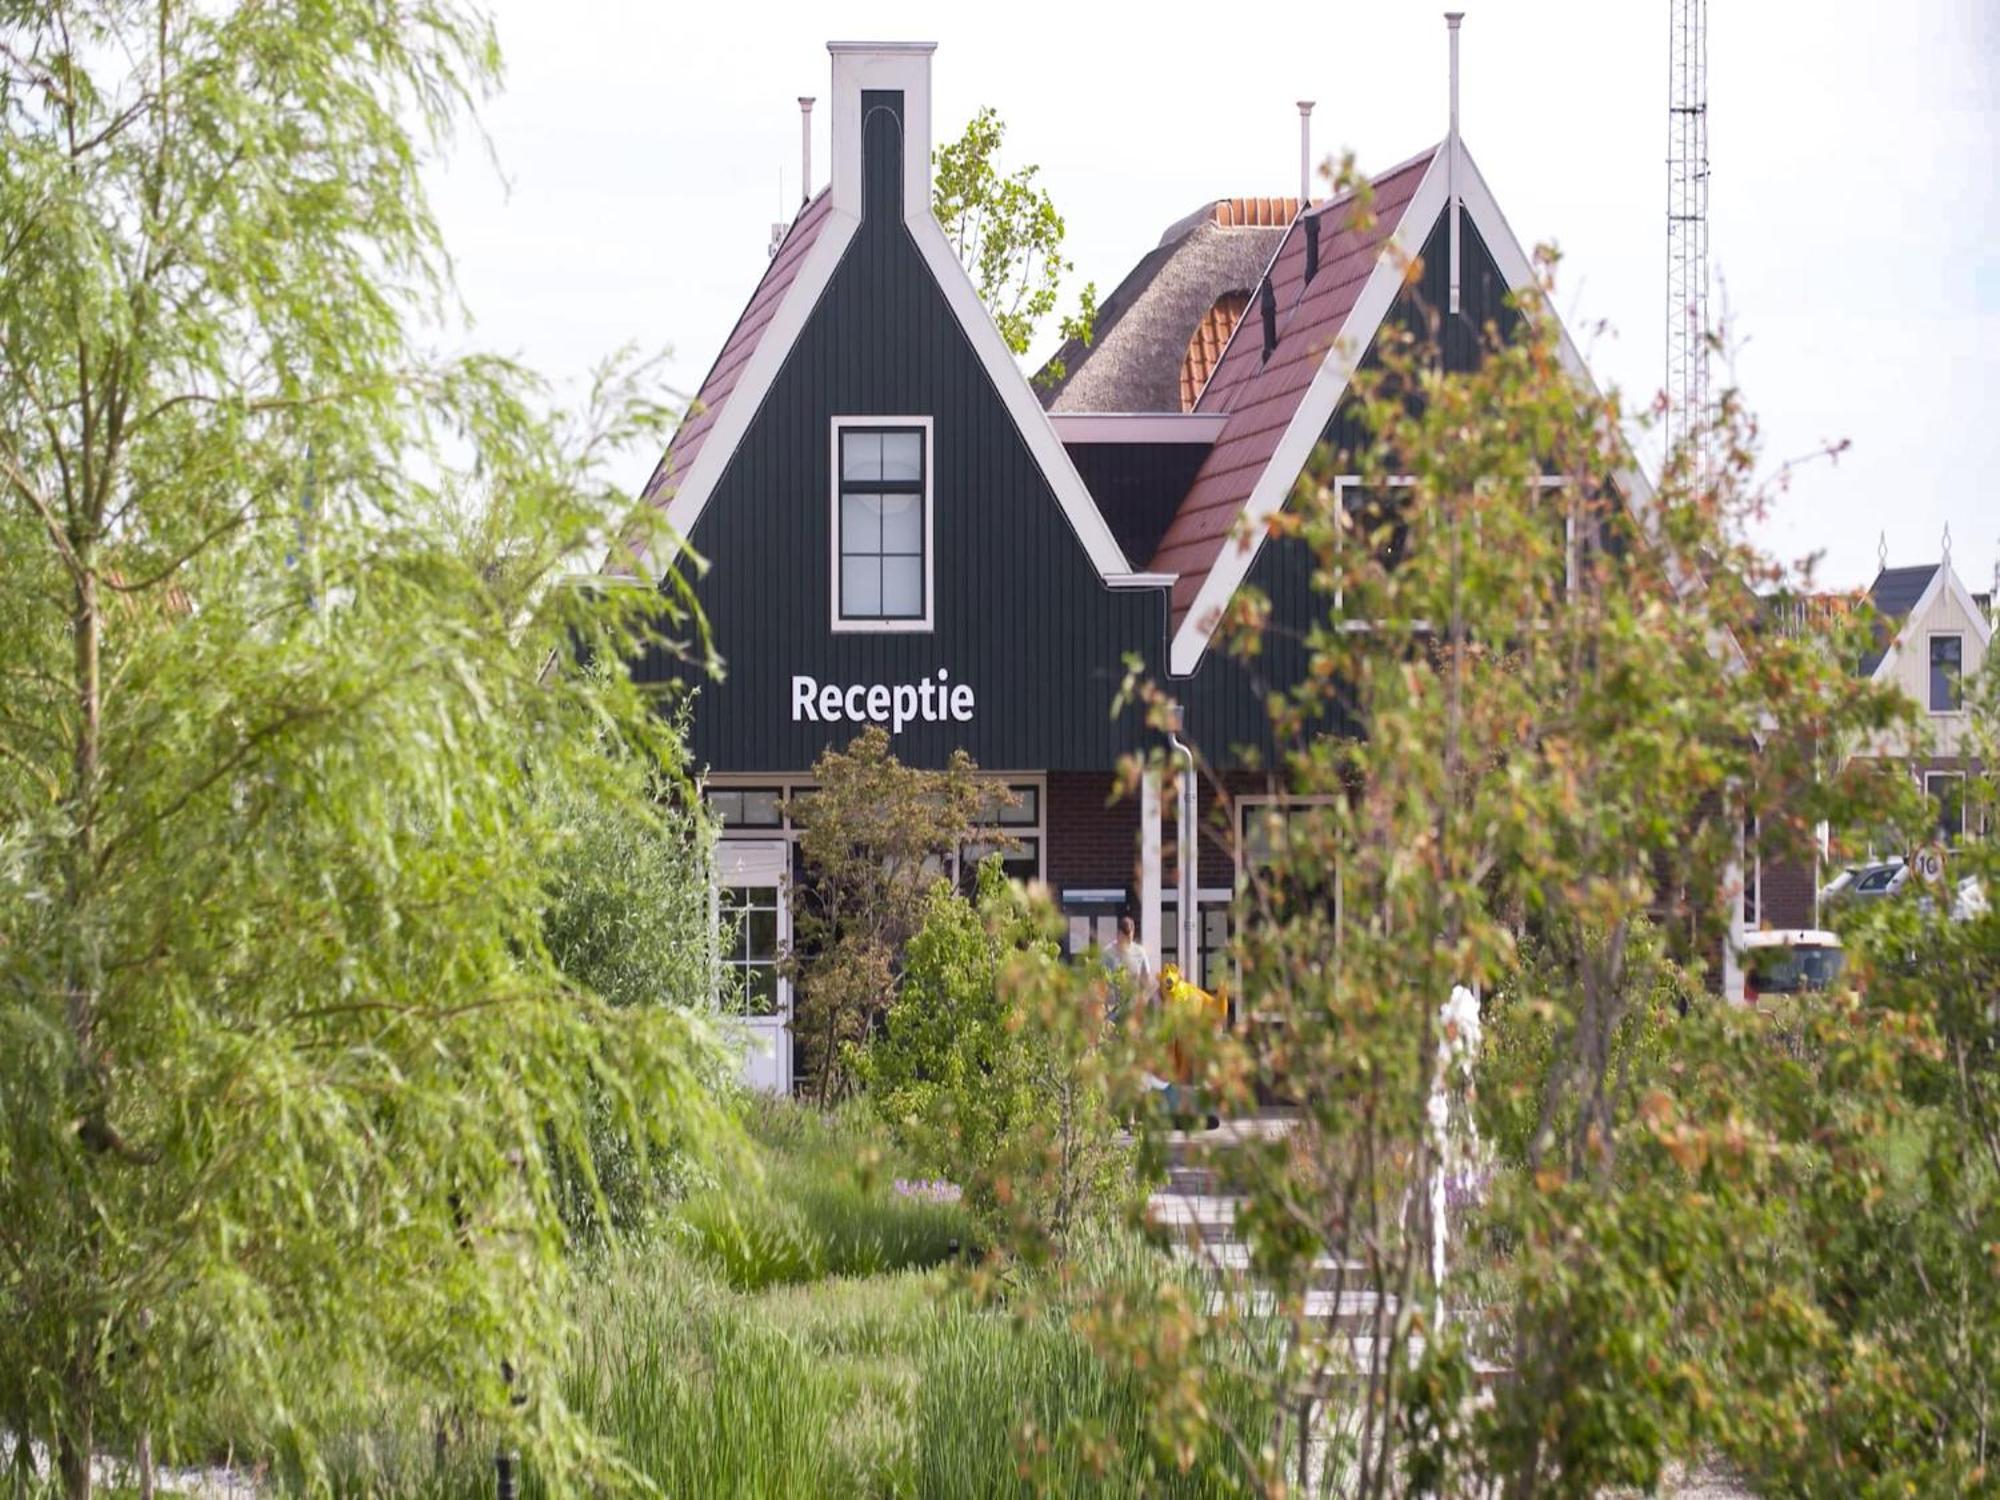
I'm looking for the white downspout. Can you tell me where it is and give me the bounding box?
[1167,731,1199,984]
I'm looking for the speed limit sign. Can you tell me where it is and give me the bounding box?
[1913,844,1947,884]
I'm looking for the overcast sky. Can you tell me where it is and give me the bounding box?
[425,0,1998,594]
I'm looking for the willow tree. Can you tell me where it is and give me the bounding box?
[0,4,723,1495]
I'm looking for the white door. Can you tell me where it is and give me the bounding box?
[717,840,793,1094]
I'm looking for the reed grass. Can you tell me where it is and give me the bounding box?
[311,1102,1271,1497]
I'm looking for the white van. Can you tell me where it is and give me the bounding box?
[1741,930,1845,1000]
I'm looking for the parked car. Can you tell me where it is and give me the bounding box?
[1741,929,1845,1000]
[1820,859,1907,907]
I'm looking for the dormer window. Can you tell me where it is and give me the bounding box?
[832,418,932,631]
[1930,633,1963,712]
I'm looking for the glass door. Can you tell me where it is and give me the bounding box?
[717,841,792,1093]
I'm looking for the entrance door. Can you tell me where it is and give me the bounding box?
[717,840,792,1094]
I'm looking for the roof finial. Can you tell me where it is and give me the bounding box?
[1877,530,1887,572]
[1942,520,1952,564]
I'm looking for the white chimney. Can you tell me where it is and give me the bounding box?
[1297,101,1315,205]
[798,96,815,203]
[827,41,936,220]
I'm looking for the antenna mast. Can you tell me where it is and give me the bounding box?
[1666,0,1709,465]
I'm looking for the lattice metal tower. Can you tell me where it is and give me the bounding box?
[1666,0,1709,462]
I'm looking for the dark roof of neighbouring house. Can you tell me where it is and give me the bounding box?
[1037,198,1302,414]
[630,189,836,557]
[1149,149,1438,631]
[1860,564,1938,675]
[1856,562,1992,675]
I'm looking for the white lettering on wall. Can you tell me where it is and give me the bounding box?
[791,668,974,734]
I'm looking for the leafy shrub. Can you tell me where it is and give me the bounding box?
[857,865,1130,1250]
[1478,921,1694,1168]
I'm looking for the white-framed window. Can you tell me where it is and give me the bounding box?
[718,881,783,1014]
[831,416,933,631]
[1924,770,1966,845]
[1160,888,1233,991]
[1929,633,1964,713]
[958,779,1045,893]
[703,773,1044,885]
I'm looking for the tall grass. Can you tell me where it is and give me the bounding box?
[675,1098,979,1290]
[306,1103,1272,1498]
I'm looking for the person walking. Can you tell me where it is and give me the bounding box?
[1102,915,1155,1022]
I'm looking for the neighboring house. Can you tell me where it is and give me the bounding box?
[1037,197,1298,415]
[622,38,1701,1086]
[1753,548,1994,934]
[1853,550,1993,846]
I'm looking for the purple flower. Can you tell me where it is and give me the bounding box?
[892,1177,963,1204]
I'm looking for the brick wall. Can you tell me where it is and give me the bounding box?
[1760,853,1818,931]
[1045,770,1141,896]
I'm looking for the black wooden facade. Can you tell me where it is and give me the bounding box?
[638,91,1166,774]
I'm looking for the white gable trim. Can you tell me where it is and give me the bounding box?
[659,207,860,545]
[904,210,1145,582]
[1167,149,1451,675]
[1870,559,1994,685]
[651,41,1148,591]
[1168,140,1742,680]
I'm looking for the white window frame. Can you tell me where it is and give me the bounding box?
[956,774,1048,889]
[1927,632,1965,716]
[702,772,1045,884]
[830,415,935,634]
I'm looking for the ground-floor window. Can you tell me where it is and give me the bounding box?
[1925,770,1966,845]
[719,883,782,1013]
[1160,890,1232,991]
[958,780,1044,892]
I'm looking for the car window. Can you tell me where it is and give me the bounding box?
[1857,867,1899,892]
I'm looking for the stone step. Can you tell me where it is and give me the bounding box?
[1211,1287,1396,1332]
[1158,1112,1297,1168]
[1172,1241,1371,1290]
[1144,1192,1242,1244]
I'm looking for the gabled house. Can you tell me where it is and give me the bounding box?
[626,37,1667,1084]
[1853,549,1993,844]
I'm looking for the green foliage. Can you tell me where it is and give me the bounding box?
[1479,922,1695,1167]
[308,1192,1268,1498]
[859,865,1131,1252]
[536,756,728,1239]
[1076,187,1926,1493]
[0,2,726,1493]
[934,106,1096,378]
[787,727,987,1104]
[674,1099,978,1292]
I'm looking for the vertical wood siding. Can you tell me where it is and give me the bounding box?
[641,90,1167,773]
[1174,208,1516,766]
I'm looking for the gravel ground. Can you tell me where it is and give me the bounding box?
[1644,1458,1759,1499]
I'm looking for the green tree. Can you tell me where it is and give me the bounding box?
[1063,211,1921,1493]
[537,751,729,1238]
[860,862,1128,1251]
[934,106,1096,380]
[0,3,725,1494]
[786,727,986,1105]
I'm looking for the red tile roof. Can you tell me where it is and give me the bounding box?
[1211,197,1304,228]
[638,190,836,523]
[1149,151,1436,631]
[1179,292,1250,412]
